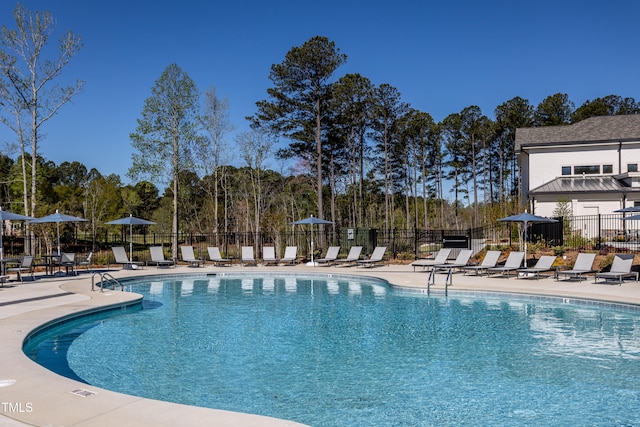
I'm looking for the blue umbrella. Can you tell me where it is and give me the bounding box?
[498,212,557,267]
[106,214,155,263]
[615,206,640,213]
[0,207,34,259]
[292,215,333,266]
[30,210,87,256]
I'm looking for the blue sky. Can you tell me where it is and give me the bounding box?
[1,0,639,184]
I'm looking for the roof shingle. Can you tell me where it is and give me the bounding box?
[516,115,640,150]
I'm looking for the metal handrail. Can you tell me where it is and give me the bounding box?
[91,272,123,292]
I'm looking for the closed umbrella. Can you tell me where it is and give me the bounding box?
[498,212,557,267]
[0,207,34,259]
[106,214,155,264]
[292,215,333,266]
[30,210,87,256]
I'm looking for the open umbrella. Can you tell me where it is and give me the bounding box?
[292,215,333,266]
[498,212,557,268]
[30,210,87,256]
[0,207,34,259]
[106,214,155,264]
[615,206,640,213]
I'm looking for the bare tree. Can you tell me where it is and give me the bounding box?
[0,4,83,252]
[198,86,233,234]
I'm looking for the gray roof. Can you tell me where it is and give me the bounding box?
[530,176,640,195]
[516,115,640,150]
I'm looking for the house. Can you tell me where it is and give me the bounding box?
[516,115,640,218]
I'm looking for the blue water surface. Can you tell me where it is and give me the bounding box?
[24,274,640,426]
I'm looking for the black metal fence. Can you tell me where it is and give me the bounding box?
[4,213,639,263]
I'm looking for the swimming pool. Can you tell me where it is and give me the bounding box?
[24,273,640,426]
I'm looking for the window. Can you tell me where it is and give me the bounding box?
[628,163,638,173]
[561,166,571,176]
[574,165,600,175]
[603,164,613,174]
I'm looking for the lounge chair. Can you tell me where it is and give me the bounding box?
[411,248,452,272]
[316,246,340,265]
[487,251,525,277]
[7,255,34,282]
[556,253,596,282]
[426,249,473,285]
[281,246,298,265]
[357,246,387,268]
[516,255,557,279]
[262,246,279,266]
[110,246,144,270]
[463,250,501,276]
[334,246,363,267]
[148,246,175,268]
[180,245,204,267]
[207,246,232,266]
[241,246,257,266]
[431,249,473,273]
[59,252,77,275]
[594,254,638,284]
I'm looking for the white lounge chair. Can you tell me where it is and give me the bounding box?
[148,246,175,268]
[110,246,144,270]
[487,251,525,277]
[281,246,298,265]
[357,246,387,268]
[594,254,638,284]
[463,250,500,276]
[426,249,473,285]
[334,246,362,267]
[556,253,596,282]
[241,246,257,266]
[412,248,452,272]
[7,255,34,282]
[431,249,473,273]
[517,255,557,279]
[316,246,340,265]
[180,245,203,267]
[262,246,278,266]
[207,246,232,266]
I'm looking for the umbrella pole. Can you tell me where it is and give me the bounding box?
[129,224,133,265]
[57,222,61,256]
[524,221,528,268]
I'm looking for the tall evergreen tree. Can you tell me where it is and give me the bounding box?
[534,93,574,126]
[250,36,346,222]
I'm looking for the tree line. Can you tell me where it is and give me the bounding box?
[1,5,639,255]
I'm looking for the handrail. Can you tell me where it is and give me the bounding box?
[91,272,123,292]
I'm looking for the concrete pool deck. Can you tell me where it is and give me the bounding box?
[1,262,639,426]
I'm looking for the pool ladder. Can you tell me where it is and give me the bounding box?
[91,272,123,292]
[427,266,452,295]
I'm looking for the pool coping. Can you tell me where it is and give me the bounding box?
[2,264,640,426]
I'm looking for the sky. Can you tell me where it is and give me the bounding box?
[1,0,639,185]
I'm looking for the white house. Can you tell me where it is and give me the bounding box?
[516,115,640,217]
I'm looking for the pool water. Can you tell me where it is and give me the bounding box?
[24,274,640,426]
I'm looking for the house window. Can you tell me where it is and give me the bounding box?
[629,164,638,173]
[574,165,600,175]
[561,166,571,176]
[603,164,613,174]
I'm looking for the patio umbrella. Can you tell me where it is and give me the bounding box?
[292,215,333,266]
[0,208,34,259]
[615,206,640,213]
[106,214,155,264]
[30,210,88,256]
[498,212,557,268]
